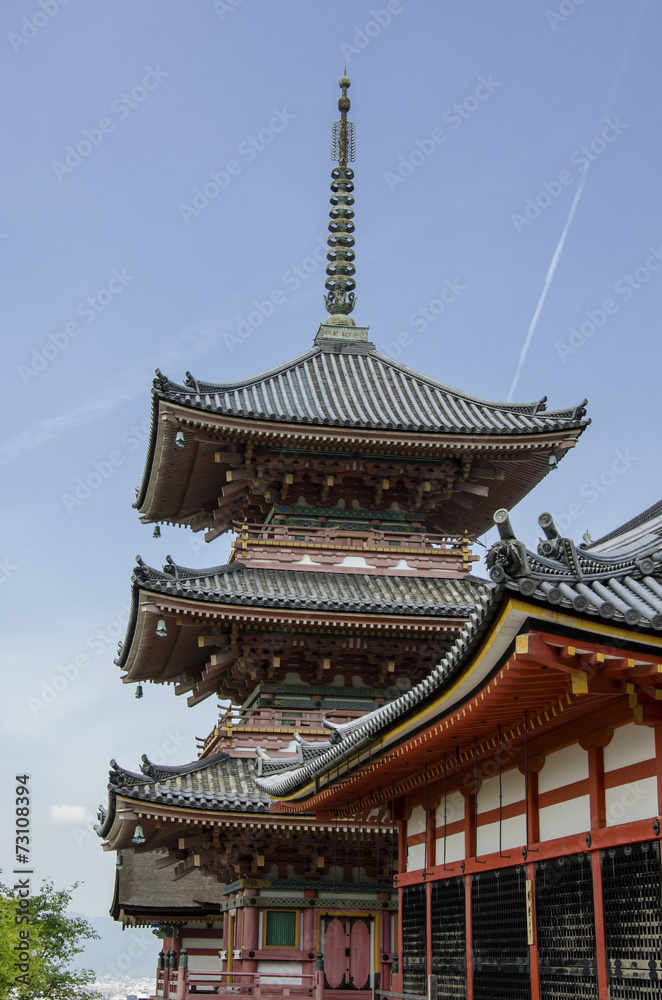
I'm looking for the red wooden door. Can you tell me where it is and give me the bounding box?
[324,919,347,989]
[323,917,371,990]
[349,919,370,988]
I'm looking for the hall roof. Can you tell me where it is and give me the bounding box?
[588,497,662,552]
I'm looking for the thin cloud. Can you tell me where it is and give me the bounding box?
[0,322,221,467]
[50,804,91,825]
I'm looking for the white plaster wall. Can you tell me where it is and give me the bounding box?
[407,843,425,871]
[539,794,590,841]
[605,776,658,826]
[436,831,465,864]
[407,804,426,837]
[477,814,526,854]
[184,936,222,950]
[538,744,588,793]
[189,954,223,972]
[477,769,525,813]
[604,723,655,771]
[435,792,464,828]
[258,960,303,986]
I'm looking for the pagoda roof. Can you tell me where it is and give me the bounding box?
[116,557,489,702]
[252,505,662,801]
[149,342,588,438]
[121,556,486,637]
[134,345,589,537]
[96,751,270,841]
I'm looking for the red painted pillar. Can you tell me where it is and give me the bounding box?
[243,890,259,976]
[518,756,544,845]
[303,890,318,983]
[460,788,476,858]
[425,880,432,977]
[397,817,407,878]
[465,876,473,1000]
[588,746,606,829]
[426,807,436,868]
[222,907,230,975]
[654,725,662,814]
[233,901,243,983]
[378,893,392,989]
[526,862,540,1000]
[394,885,403,995]
[591,851,609,999]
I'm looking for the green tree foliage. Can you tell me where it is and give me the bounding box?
[0,878,100,1000]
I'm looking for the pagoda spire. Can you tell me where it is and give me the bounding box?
[324,73,357,320]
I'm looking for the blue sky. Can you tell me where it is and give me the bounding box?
[1,0,660,960]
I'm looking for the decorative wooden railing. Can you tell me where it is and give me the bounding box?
[197,707,364,757]
[229,523,476,578]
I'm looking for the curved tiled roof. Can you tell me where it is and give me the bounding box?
[96,752,270,839]
[151,342,588,436]
[139,556,486,612]
[588,498,662,552]
[115,558,489,668]
[487,510,662,630]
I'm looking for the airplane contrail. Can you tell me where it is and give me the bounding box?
[507,165,588,401]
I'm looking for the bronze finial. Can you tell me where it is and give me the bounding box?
[324,74,356,318]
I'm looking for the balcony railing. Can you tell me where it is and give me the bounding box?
[197,707,365,756]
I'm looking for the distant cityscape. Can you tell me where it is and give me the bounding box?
[94,975,154,1000]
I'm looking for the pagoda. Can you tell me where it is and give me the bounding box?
[96,76,589,1000]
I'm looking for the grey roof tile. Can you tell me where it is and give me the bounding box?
[96,753,270,840]
[151,343,588,436]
